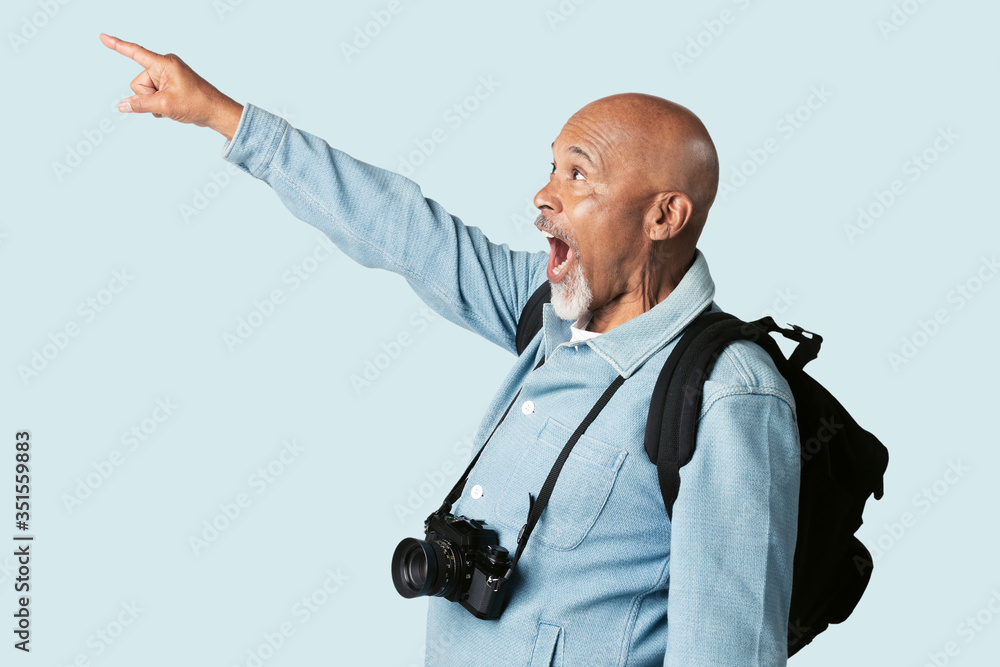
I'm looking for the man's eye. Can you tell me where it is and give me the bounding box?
[551,162,585,181]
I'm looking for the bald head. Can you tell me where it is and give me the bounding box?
[568,93,719,233]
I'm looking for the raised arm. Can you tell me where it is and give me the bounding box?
[219,103,548,352]
[100,33,549,354]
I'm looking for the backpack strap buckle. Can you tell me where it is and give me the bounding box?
[751,317,823,371]
[785,324,822,370]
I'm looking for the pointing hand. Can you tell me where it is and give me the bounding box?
[99,33,244,140]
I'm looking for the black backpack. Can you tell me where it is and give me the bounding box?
[514,281,889,657]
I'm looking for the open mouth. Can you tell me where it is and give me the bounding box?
[540,228,574,283]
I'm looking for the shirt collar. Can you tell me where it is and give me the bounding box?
[568,312,601,343]
[541,248,715,378]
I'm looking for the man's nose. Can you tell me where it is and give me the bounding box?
[533,180,561,215]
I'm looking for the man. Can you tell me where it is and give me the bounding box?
[101,32,801,666]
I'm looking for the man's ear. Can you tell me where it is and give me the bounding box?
[645,191,693,241]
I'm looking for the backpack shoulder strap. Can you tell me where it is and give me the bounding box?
[644,309,776,520]
[515,280,552,356]
[645,308,824,520]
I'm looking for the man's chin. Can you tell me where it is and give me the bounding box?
[551,301,587,322]
[550,270,592,322]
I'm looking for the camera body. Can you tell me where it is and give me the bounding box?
[392,508,513,620]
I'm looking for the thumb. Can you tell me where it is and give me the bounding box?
[118,93,163,115]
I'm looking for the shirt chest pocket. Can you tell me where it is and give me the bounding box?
[492,416,628,551]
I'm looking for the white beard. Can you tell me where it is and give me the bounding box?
[550,257,593,322]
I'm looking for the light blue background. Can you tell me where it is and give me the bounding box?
[2,0,998,665]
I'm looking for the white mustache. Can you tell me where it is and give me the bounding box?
[534,213,577,254]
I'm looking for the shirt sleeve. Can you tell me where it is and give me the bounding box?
[220,102,549,355]
[663,388,800,667]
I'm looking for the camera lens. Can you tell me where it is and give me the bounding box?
[391,537,458,599]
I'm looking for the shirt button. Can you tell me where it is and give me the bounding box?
[470,484,484,499]
[521,400,534,415]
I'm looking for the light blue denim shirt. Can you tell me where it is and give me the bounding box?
[221,103,801,667]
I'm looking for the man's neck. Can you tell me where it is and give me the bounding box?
[588,293,669,334]
[587,252,695,334]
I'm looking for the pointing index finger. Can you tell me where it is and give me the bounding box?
[99,33,162,69]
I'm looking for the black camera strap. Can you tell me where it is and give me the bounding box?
[439,354,547,514]
[503,372,626,583]
[437,350,628,584]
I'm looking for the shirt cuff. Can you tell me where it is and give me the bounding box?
[220,102,289,178]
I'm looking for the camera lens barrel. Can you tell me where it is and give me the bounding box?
[391,537,458,599]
